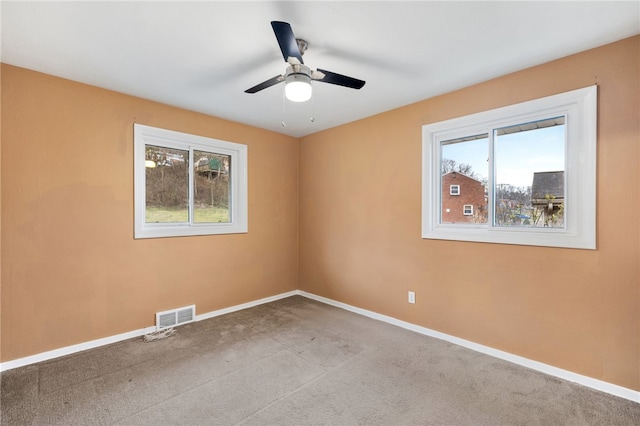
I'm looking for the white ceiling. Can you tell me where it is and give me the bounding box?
[2,1,639,138]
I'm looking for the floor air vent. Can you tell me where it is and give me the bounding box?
[156,305,195,330]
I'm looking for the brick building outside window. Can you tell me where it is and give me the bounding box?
[441,172,487,223]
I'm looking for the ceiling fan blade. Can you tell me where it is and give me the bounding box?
[271,21,304,64]
[314,68,366,89]
[244,75,285,94]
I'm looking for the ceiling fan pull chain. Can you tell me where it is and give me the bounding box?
[310,91,316,123]
[281,87,287,127]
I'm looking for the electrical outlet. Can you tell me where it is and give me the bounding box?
[408,291,416,304]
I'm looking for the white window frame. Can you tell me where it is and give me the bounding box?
[450,185,460,195]
[422,86,597,250]
[463,204,473,216]
[134,124,248,239]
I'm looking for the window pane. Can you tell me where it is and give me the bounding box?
[494,117,565,228]
[440,134,488,224]
[145,145,189,223]
[193,150,231,223]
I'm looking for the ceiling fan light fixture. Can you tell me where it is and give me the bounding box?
[285,72,312,102]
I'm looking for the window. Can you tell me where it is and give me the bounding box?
[134,124,248,238]
[450,185,460,195]
[422,86,597,249]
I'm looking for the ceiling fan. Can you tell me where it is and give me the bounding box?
[245,21,366,102]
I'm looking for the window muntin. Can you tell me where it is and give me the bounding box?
[422,86,597,249]
[135,124,248,239]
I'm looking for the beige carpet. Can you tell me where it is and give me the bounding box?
[1,295,639,425]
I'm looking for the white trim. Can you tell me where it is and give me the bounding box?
[298,291,640,403]
[134,124,248,239]
[422,86,597,249]
[195,291,298,322]
[0,291,297,373]
[2,289,637,404]
[0,325,158,372]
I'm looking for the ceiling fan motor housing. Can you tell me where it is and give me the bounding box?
[285,64,311,80]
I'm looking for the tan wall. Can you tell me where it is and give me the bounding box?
[2,36,639,392]
[299,36,640,391]
[0,64,3,364]
[1,64,299,361]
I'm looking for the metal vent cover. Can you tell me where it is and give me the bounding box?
[155,305,195,330]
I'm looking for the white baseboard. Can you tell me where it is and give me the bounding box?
[195,291,299,322]
[0,325,158,372]
[2,289,638,404]
[0,291,298,373]
[298,290,640,404]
